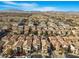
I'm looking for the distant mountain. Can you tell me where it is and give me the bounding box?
[0,9,79,15]
[0,9,27,13]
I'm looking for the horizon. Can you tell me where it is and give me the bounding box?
[0,1,79,11]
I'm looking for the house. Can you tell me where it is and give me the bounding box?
[2,26,8,30]
[48,36,57,47]
[41,38,50,57]
[12,39,24,50]
[70,44,76,54]
[12,23,18,34]
[12,35,25,50]
[24,26,29,35]
[23,39,27,54]
[18,25,24,34]
[56,36,65,45]
[37,27,42,36]
[3,40,12,49]
[10,34,19,42]
[56,36,70,50]
[25,36,33,53]
[1,36,9,42]
[31,26,36,33]
[62,37,70,49]
[33,35,41,51]
[18,35,25,41]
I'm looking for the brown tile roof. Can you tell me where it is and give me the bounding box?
[26,36,32,47]
[33,36,41,45]
[10,35,19,41]
[18,35,25,41]
[41,39,50,47]
[23,40,27,47]
[13,40,24,48]
[56,36,65,45]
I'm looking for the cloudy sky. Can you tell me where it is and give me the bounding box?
[0,1,79,11]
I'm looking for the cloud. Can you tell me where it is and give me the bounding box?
[33,7,57,11]
[20,3,38,7]
[2,1,16,5]
[3,1,38,7]
[2,1,38,8]
[1,1,59,11]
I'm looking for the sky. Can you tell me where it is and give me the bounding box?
[0,1,79,11]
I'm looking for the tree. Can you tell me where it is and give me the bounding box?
[67,45,72,53]
[28,27,32,34]
[47,46,52,57]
